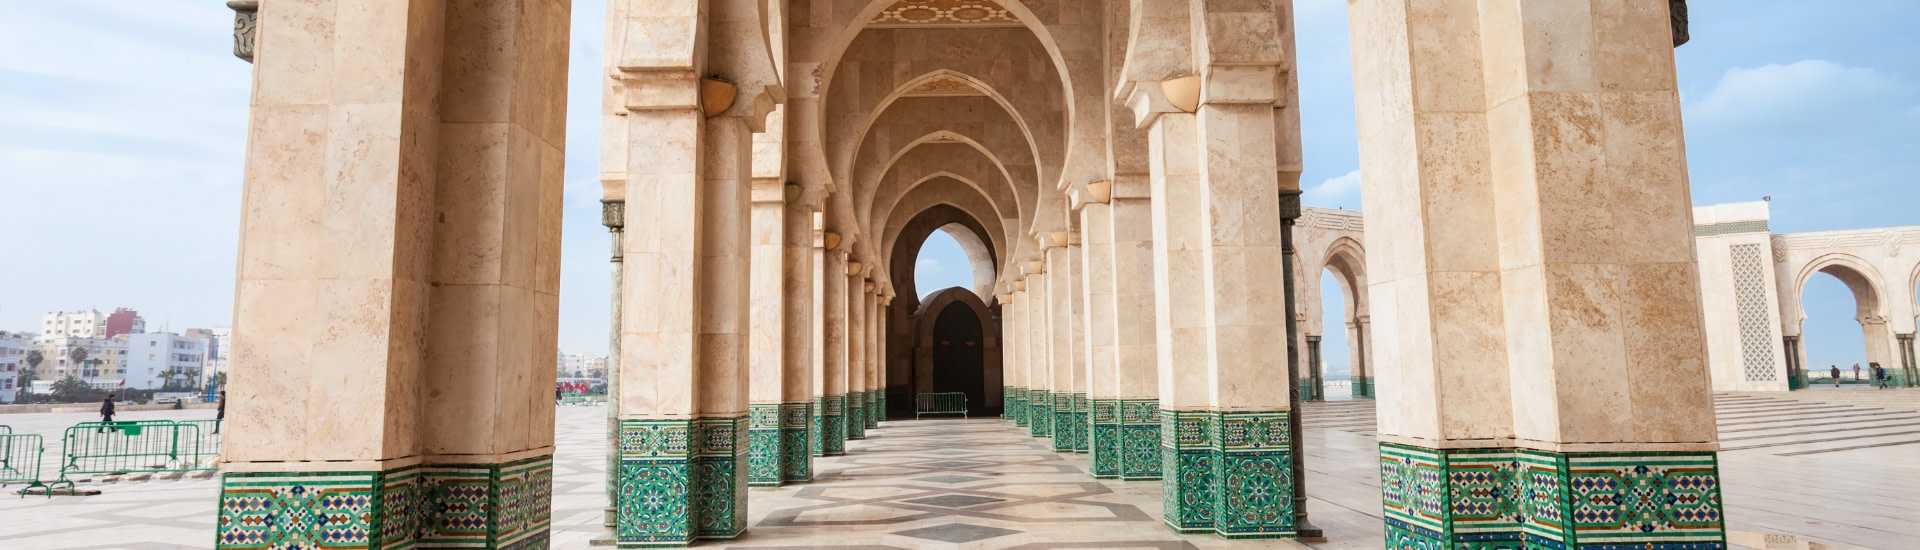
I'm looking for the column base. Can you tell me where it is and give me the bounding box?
[1162,410,1294,539]
[812,395,845,457]
[1007,387,1028,426]
[1090,399,1162,480]
[1380,443,1726,549]
[616,418,748,547]
[1028,390,1052,438]
[216,455,554,549]
[867,389,883,429]
[1073,393,1090,453]
[1052,392,1081,452]
[749,403,814,487]
[846,393,866,440]
[1351,376,1374,398]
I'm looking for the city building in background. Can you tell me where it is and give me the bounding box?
[123,333,209,390]
[40,308,145,339]
[0,331,27,403]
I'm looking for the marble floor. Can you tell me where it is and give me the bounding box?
[2,390,1917,549]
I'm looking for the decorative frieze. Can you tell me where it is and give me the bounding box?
[1380,444,1726,549]
[217,455,553,549]
[617,418,748,547]
[868,0,1021,27]
[1162,410,1295,539]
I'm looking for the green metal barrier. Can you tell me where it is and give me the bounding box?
[1,433,68,497]
[61,420,215,477]
[174,419,224,461]
[915,392,969,419]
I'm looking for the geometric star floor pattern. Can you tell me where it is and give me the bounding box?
[2,388,1916,549]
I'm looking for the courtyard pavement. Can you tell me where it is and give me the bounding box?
[1,390,1914,549]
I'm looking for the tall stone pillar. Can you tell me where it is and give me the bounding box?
[1004,291,1026,425]
[1047,239,1081,453]
[1356,2,1727,548]
[218,1,565,547]
[866,286,884,428]
[1346,317,1373,398]
[1082,201,1121,476]
[845,269,868,440]
[602,199,625,530]
[746,180,811,487]
[780,202,815,481]
[1109,178,1162,481]
[814,241,849,456]
[1024,262,1053,439]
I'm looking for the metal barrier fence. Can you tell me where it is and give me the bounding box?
[61,420,217,476]
[1,432,63,497]
[915,392,969,419]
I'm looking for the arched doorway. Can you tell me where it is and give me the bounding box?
[912,287,1001,418]
[1793,257,1894,388]
[929,296,987,413]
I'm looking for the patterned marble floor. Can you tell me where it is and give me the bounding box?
[4,390,1918,549]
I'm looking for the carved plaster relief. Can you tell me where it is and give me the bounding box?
[870,0,1022,28]
[903,75,987,97]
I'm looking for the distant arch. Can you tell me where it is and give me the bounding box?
[912,286,1002,417]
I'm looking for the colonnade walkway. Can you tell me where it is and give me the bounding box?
[5,392,1918,549]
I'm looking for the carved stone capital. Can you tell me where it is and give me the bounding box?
[1277,189,1302,222]
[601,200,626,230]
[227,1,258,63]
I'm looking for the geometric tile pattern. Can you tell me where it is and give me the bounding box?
[616,417,748,547]
[869,389,885,429]
[1383,444,1726,550]
[814,395,846,457]
[1730,243,1779,382]
[1090,399,1161,480]
[868,0,1022,27]
[1161,409,1294,539]
[782,402,814,483]
[215,455,553,549]
[1010,387,1028,427]
[750,404,786,487]
[1073,393,1091,454]
[847,393,868,441]
[1052,392,1081,453]
[1027,390,1053,438]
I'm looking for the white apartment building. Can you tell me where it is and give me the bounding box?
[0,332,29,403]
[42,310,109,339]
[123,333,209,390]
[560,353,608,378]
[35,335,129,389]
[186,327,232,386]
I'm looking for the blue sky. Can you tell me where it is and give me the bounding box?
[1,1,1914,372]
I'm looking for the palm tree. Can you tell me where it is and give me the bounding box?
[19,349,45,403]
[68,346,88,378]
[51,376,91,403]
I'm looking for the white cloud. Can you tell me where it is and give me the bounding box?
[1686,60,1913,133]
[1303,169,1362,209]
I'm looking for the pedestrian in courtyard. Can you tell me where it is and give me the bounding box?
[1831,365,1842,386]
[99,394,117,433]
[1874,363,1889,389]
[215,391,227,433]
[1854,363,1862,381]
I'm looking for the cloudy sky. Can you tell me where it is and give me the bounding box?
[1,1,1914,373]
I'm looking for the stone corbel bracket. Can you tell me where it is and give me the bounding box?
[227,1,258,63]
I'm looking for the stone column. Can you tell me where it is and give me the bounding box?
[1082,201,1122,476]
[845,269,868,440]
[1345,317,1371,398]
[602,199,625,529]
[1067,236,1090,453]
[1003,292,1026,425]
[866,286,883,428]
[1358,2,1727,548]
[218,1,565,547]
[1025,262,1053,439]
[1135,100,1294,538]
[780,201,815,482]
[1109,178,1162,481]
[747,180,810,487]
[1046,241,1078,452]
[1304,336,1324,401]
[814,241,849,456]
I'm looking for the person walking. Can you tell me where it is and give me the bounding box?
[1874,364,1890,390]
[1853,363,1862,381]
[215,391,227,434]
[99,394,117,433]
[1830,365,1843,387]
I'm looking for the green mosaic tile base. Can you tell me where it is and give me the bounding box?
[748,403,813,487]
[1380,443,1726,549]
[1161,410,1294,539]
[216,455,553,549]
[1090,399,1160,480]
[817,395,846,456]
[616,417,748,547]
[1028,390,1053,438]
[1351,376,1374,398]
[846,393,867,440]
[1052,392,1079,453]
[871,390,884,427]
[1008,387,1029,426]
[1073,394,1090,453]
